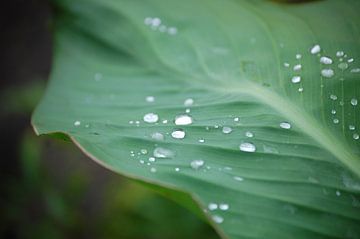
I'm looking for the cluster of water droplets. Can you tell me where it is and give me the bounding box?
[144,17,177,35]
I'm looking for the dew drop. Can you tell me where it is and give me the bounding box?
[336,51,344,57]
[280,122,291,129]
[171,129,185,139]
[175,114,193,125]
[330,94,338,100]
[143,113,159,123]
[338,62,348,70]
[141,149,148,155]
[162,119,168,124]
[348,58,354,63]
[245,131,254,138]
[167,27,177,35]
[190,159,204,170]
[336,190,341,196]
[284,62,290,67]
[74,121,81,126]
[233,176,244,181]
[208,203,218,211]
[175,167,180,172]
[291,76,301,83]
[296,54,302,59]
[351,68,360,73]
[333,118,339,124]
[151,132,164,141]
[239,142,256,153]
[212,215,224,224]
[234,117,239,122]
[222,126,232,134]
[331,109,336,115]
[349,125,356,131]
[198,138,205,143]
[353,133,359,140]
[320,56,333,65]
[146,96,155,103]
[219,203,229,211]
[184,98,194,106]
[298,87,304,93]
[149,157,156,162]
[321,69,334,78]
[310,44,321,54]
[185,108,191,113]
[150,167,157,173]
[351,98,358,106]
[293,64,302,71]
[153,147,175,158]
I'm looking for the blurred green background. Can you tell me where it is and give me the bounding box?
[0,0,219,238]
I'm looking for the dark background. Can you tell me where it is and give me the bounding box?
[0,0,219,238]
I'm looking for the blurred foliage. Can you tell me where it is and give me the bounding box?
[0,82,219,239]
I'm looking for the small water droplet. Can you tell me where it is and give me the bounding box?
[175,114,193,125]
[291,76,301,83]
[74,121,81,126]
[233,176,244,181]
[349,125,356,130]
[284,62,290,67]
[351,98,358,106]
[190,159,204,170]
[162,119,168,124]
[310,44,321,54]
[153,147,175,158]
[171,129,185,139]
[336,51,344,57]
[234,117,239,122]
[336,190,341,196]
[146,96,155,102]
[351,68,360,73]
[219,203,229,211]
[198,138,205,143]
[167,27,177,35]
[175,167,180,172]
[212,215,224,224]
[143,113,159,123]
[151,132,164,141]
[330,94,338,100]
[222,126,232,134]
[321,69,334,78]
[149,157,156,162]
[298,87,304,92]
[184,98,194,106]
[239,142,256,152]
[280,122,291,129]
[185,108,191,113]
[150,167,157,173]
[333,118,339,124]
[348,58,354,63]
[208,203,218,211]
[338,62,348,70]
[353,133,359,140]
[296,54,302,59]
[245,131,254,137]
[331,109,336,115]
[320,56,333,65]
[141,149,148,155]
[293,64,302,71]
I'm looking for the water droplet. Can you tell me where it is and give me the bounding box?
[349,125,355,130]
[162,119,168,124]
[298,87,304,92]
[167,27,177,35]
[333,118,339,124]
[233,176,244,181]
[143,113,159,123]
[153,147,175,158]
[175,167,180,172]
[320,56,333,65]
[348,58,354,63]
[339,100,344,106]
[291,76,301,83]
[284,62,290,67]
[219,203,229,211]
[184,98,194,106]
[353,133,359,140]
[198,138,205,143]
[151,132,164,141]
[310,44,321,54]
[296,54,302,59]
[141,149,148,155]
[190,159,204,170]
[151,17,161,27]
[245,131,254,137]
[150,167,157,173]
[331,109,336,115]
[336,51,344,57]
[149,157,156,162]
[74,121,81,126]
[293,64,302,71]
[338,62,348,70]
[185,108,191,113]
[280,122,291,129]
[208,203,218,211]
[321,69,334,78]
[175,114,193,125]
[171,129,185,139]
[222,126,232,134]
[330,94,338,100]
[351,68,360,73]
[239,142,256,153]
[336,190,341,196]
[234,117,239,122]
[351,98,358,106]
[146,96,155,102]
[212,215,224,224]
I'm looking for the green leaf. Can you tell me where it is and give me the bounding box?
[32,0,360,238]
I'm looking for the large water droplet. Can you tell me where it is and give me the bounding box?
[280,122,291,129]
[351,98,358,106]
[175,114,193,125]
[310,44,321,54]
[291,76,301,83]
[143,113,159,123]
[184,98,194,106]
[222,126,232,134]
[321,69,334,78]
[153,147,175,158]
[320,56,333,65]
[190,159,204,170]
[171,129,185,139]
[239,142,256,152]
